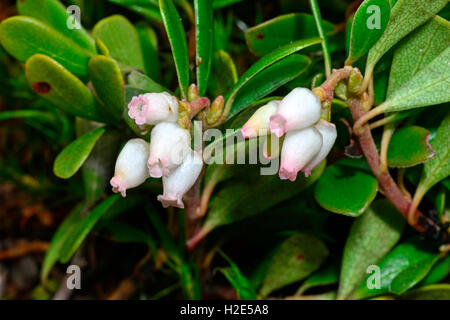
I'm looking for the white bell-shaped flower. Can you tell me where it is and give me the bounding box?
[270,88,321,137]
[241,100,280,138]
[279,127,323,181]
[157,150,203,208]
[110,138,150,197]
[128,92,179,126]
[302,120,337,177]
[148,122,191,178]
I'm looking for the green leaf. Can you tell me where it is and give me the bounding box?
[92,15,145,71]
[387,17,450,96]
[25,54,110,122]
[88,55,124,120]
[314,162,378,216]
[387,126,436,168]
[212,0,243,9]
[159,0,190,99]
[297,263,339,295]
[400,284,450,300]
[346,0,390,64]
[259,234,329,298]
[337,200,405,299]
[366,0,448,77]
[0,110,57,124]
[194,0,213,96]
[0,16,92,76]
[98,221,155,246]
[135,22,161,82]
[225,37,322,120]
[59,195,121,263]
[217,252,257,299]
[17,0,96,53]
[41,202,85,283]
[390,258,439,294]
[414,112,450,205]
[53,127,106,179]
[201,161,325,236]
[245,13,335,57]
[108,0,162,21]
[376,47,450,114]
[208,50,238,97]
[352,237,439,299]
[418,256,450,286]
[230,54,311,117]
[127,71,168,93]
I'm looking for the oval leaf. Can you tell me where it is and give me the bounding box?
[54,127,106,179]
[159,0,190,99]
[314,162,378,216]
[0,16,92,76]
[346,0,390,64]
[337,200,405,299]
[387,126,435,168]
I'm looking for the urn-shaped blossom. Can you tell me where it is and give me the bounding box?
[241,100,280,138]
[128,92,179,126]
[157,150,203,208]
[148,122,191,178]
[302,120,337,177]
[110,138,150,197]
[269,88,321,137]
[279,127,323,182]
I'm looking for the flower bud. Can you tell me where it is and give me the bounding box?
[279,127,323,181]
[302,120,337,177]
[110,138,150,197]
[148,122,191,178]
[128,92,178,126]
[241,100,280,138]
[269,88,321,137]
[157,150,203,208]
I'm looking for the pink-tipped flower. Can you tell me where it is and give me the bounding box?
[269,87,321,137]
[148,122,191,178]
[279,127,323,182]
[110,138,150,197]
[157,150,203,208]
[302,120,337,177]
[128,92,178,125]
[241,100,280,138]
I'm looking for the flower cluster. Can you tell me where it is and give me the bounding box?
[241,87,337,181]
[110,92,203,208]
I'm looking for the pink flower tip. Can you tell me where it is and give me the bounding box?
[110,176,127,197]
[128,95,149,126]
[157,195,184,208]
[269,114,287,137]
[240,124,252,138]
[148,157,170,178]
[279,166,298,182]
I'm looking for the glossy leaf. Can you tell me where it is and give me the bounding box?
[245,13,335,57]
[25,54,109,122]
[314,162,378,216]
[387,126,435,168]
[337,200,405,299]
[390,258,439,294]
[379,47,450,113]
[159,0,190,99]
[59,195,121,262]
[225,37,322,120]
[135,22,161,82]
[92,15,145,71]
[53,127,106,179]
[366,0,448,76]
[127,71,168,93]
[88,55,124,119]
[230,54,311,117]
[259,234,329,298]
[387,17,450,96]
[419,256,450,286]
[194,0,213,96]
[352,237,439,299]
[400,284,450,300]
[17,0,96,53]
[0,16,92,76]
[346,0,390,64]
